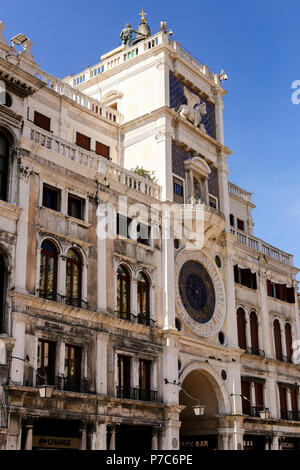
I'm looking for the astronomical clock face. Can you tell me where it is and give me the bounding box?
[175,250,226,337]
[178,261,215,324]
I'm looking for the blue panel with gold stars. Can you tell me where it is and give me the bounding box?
[169,72,216,139]
[178,260,215,324]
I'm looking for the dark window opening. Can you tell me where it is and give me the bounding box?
[137,272,150,324]
[230,214,235,227]
[116,214,150,246]
[76,132,90,150]
[117,265,131,319]
[139,359,151,396]
[42,184,60,212]
[95,141,110,159]
[274,319,283,361]
[68,194,84,220]
[267,279,295,303]
[37,339,56,386]
[237,219,245,231]
[117,355,131,398]
[64,344,82,391]
[285,323,293,363]
[34,111,51,132]
[0,133,9,202]
[173,177,184,204]
[234,265,257,290]
[237,307,247,350]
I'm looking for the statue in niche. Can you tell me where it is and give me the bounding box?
[178,86,207,133]
[120,23,138,47]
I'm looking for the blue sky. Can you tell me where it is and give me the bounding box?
[1,0,300,276]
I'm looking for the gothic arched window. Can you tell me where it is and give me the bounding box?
[137,272,150,325]
[0,253,6,333]
[237,307,247,350]
[117,265,130,320]
[273,319,283,361]
[0,133,9,201]
[250,311,259,355]
[66,248,82,307]
[39,240,58,301]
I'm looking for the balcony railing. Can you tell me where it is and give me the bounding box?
[228,182,252,203]
[24,124,161,200]
[38,290,88,309]
[276,354,293,364]
[55,376,90,394]
[115,311,156,327]
[249,405,269,418]
[281,410,300,421]
[116,386,158,402]
[230,228,293,266]
[246,347,265,358]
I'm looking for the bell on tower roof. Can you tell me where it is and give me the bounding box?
[132,8,151,45]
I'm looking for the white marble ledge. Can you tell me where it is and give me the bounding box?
[0,200,23,221]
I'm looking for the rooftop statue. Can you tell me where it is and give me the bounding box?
[120,23,138,47]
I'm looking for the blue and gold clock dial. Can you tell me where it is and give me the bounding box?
[178,260,215,324]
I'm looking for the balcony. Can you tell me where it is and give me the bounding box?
[281,410,300,421]
[230,228,293,266]
[249,405,270,418]
[116,386,158,402]
[38,290,88,309]
[276,354,293,364]
[32,375,91,394]
[115,311,156,328]
[246,347,265,358]
[178,202,226,243]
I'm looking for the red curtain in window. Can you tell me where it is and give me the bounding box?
[274,320,283,360]
[291,388,298,413]
[241,380,251,414]
[285,323,293,362]
[254,382,264,407]
[250,311,259,353]
[279,387,287,412]
[237,308,247,349]
[267,279,272,297]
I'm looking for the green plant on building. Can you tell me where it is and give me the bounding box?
[131,166,157,183]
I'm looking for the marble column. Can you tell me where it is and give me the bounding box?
[109,425,117,451]
[152,427,159,451]
[24,423,33,451]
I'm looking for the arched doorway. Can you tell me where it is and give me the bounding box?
[179,369,222,451]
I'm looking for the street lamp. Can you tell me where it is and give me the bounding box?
[164,379,206,416]
[11,356,54,398]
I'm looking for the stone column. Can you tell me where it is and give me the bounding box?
[109,425,117,451]
[95,333,109,395]
[161,206,176,330]
[271,433,280,450]
[218,432,230,450]
[161,420,181,450]
[15,167,30,293]
[213,88,225,145]
[258,269,272,357]
[90,422,107,450]
[11,320,26,385]
[287,388,292,415]
[79,422,87,451]
[222,236,239,347]
[152,427,159,451]
[250,381,256,411]
[24,423,33,451]
[217,153,230,231]
[228,418,244,450]
[131,279,138,319]
[292,280,300,354]
[245,317,251,352]
[96,203,107,311]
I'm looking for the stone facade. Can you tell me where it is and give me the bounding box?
[0,19,299,451]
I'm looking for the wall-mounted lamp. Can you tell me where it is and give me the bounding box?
[165,378,206,416]
[11,356,54,398]
[231,393,270,420]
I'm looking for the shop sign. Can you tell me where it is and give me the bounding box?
[32,436,79,449]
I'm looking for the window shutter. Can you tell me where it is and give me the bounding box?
[267,279,272,297]
[34,111,51,131]
[241,379,251,414]
[237,308,247,349]
[244,269,252,288]
[254,382,264,407]
[251,272,257,290]
[250,312,259,353]
[95,141,110,159]
[234,265,239,284]
[274,320,283,360]
[285,323,293,362]
[287,287,295,304]
[76,132,90,150]
[279,386,287,411]
[291,388,298,412]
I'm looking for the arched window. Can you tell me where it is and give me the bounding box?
[137,272,150,325]
[237,307,247,349]
[117,265,130,320]
[0,253,6,333]
[0,133,9,201]
[250,311,259,355]
[39,240,58,301]
[285,323,293,363]
[66,249,82,307]
[273,319,283,361]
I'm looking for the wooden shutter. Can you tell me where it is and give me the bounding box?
[234,265,239,284]
[95,141,110,159]
[267,279,273,297]
[251,273,257,290]
[241,380,251,414]
[287,287,295,304]
[250,311,259,353]
[274,320,282,359]
[285,323,293,361]
[34,111,51,131]
[237,308,247,349]
[244,269,252,288]
[291,388,298,412]
[254,382,264,407]
[279,386,287,411]
[76,132,90,150]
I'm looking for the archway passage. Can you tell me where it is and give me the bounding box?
[179,369,220,450]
